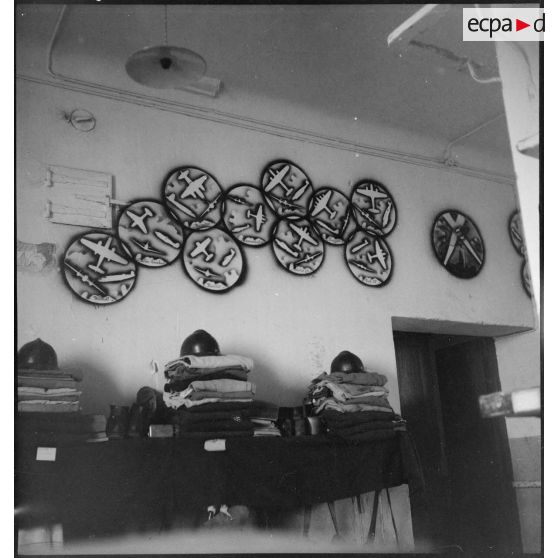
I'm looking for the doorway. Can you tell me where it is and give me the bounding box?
[393,331,521,554]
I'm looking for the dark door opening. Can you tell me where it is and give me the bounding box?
[393,331,521,554]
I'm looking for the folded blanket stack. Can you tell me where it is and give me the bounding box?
[307,371,406,442]
[18,368,82,414]
[163,354,256,439]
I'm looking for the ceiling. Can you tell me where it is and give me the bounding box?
[16,3,514,173]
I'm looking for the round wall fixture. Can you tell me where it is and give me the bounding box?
[271,218,324,275]
[350,180,397,237]
[344,230,393,287]
[63,232,137,305]
[163,166,223,231]
[261,160,313,220]
[508,210,526,256]
[431,209,485,278]
[182,228,245,293]
[68,109,96,132]
[117,200,184,267]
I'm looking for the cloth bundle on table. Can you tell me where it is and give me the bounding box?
[307,370,406,442]
[163,354,256,439]
[18,368,82,414]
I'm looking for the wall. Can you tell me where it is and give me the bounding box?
[16,78,536,410]
[16,48,538,551]
[494,39,541,554]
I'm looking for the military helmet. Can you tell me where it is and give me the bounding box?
[180,329,220,357]
[18,338,58,370]
[330,350,364,374]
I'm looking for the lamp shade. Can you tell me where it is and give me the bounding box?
[125,45,207,89]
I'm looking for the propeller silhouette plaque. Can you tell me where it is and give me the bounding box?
[261,160,313,220]
[272,218,324,275]
[432,210,485,278]
[344,230,393,287]
[309,187,356,245]
[163,166,223,231]
[182,228,245,292]
[223,185,275,246]
[118,200,184,267]
[63,232,137,305]
[350,180,397,237]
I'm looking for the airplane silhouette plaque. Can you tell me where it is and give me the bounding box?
[272,219,324,275]
[309,187,356,245]
[508,210,531,298]
[261,160,313,220]
[350,180,397,237]
[344,230,393,287]
[63,232,137,304]
[521,260,532,298]
[163,166,223,231]
[117,200,184,267]
[508,210,526,257]
[182,228,245,292]
[431,210,485,278]
[223,185,275,246]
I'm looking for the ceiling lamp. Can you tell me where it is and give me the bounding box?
[125,6,220,97]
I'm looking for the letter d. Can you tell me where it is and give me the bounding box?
[534,13,545,32]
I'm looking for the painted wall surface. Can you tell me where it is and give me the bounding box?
[496,40,540,311]
[16,79,536,415]
[493,40,541,554]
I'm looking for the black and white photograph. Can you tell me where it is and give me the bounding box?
[15,1,543,555]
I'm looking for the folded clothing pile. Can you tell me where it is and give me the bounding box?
[163,354,256,439]
[307,370,405,442]
[18,368,82,414]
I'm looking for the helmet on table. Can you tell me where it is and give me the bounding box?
[330,350,364,374]
[180,329,220,357]
[18,338,58,370]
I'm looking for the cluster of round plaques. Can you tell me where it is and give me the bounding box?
[62,160,398,304]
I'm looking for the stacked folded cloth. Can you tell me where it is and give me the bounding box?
[248,400,282,437]
[18,367,82,414]
[163,354,256,439]
[307,370,406,442]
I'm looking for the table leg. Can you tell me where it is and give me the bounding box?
[302,505,312,537]
[327,501,343,542]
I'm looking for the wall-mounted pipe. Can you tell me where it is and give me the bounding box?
[443,113,506,167]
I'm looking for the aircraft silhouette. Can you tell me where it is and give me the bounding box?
[311,190,337,219]
[289,223,319,251]
[81,237,128,274]
[264,164,292,196]
[366,239,389,270]
[126,207,154,234]
[246,204,266,232]
[189,237,214,262]
[178,170,208,200]
[356,184,388,213]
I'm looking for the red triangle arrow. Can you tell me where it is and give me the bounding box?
[516,19,530,31]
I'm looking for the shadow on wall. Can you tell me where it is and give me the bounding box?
[222,341,306,407]
[65,359,126,416]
